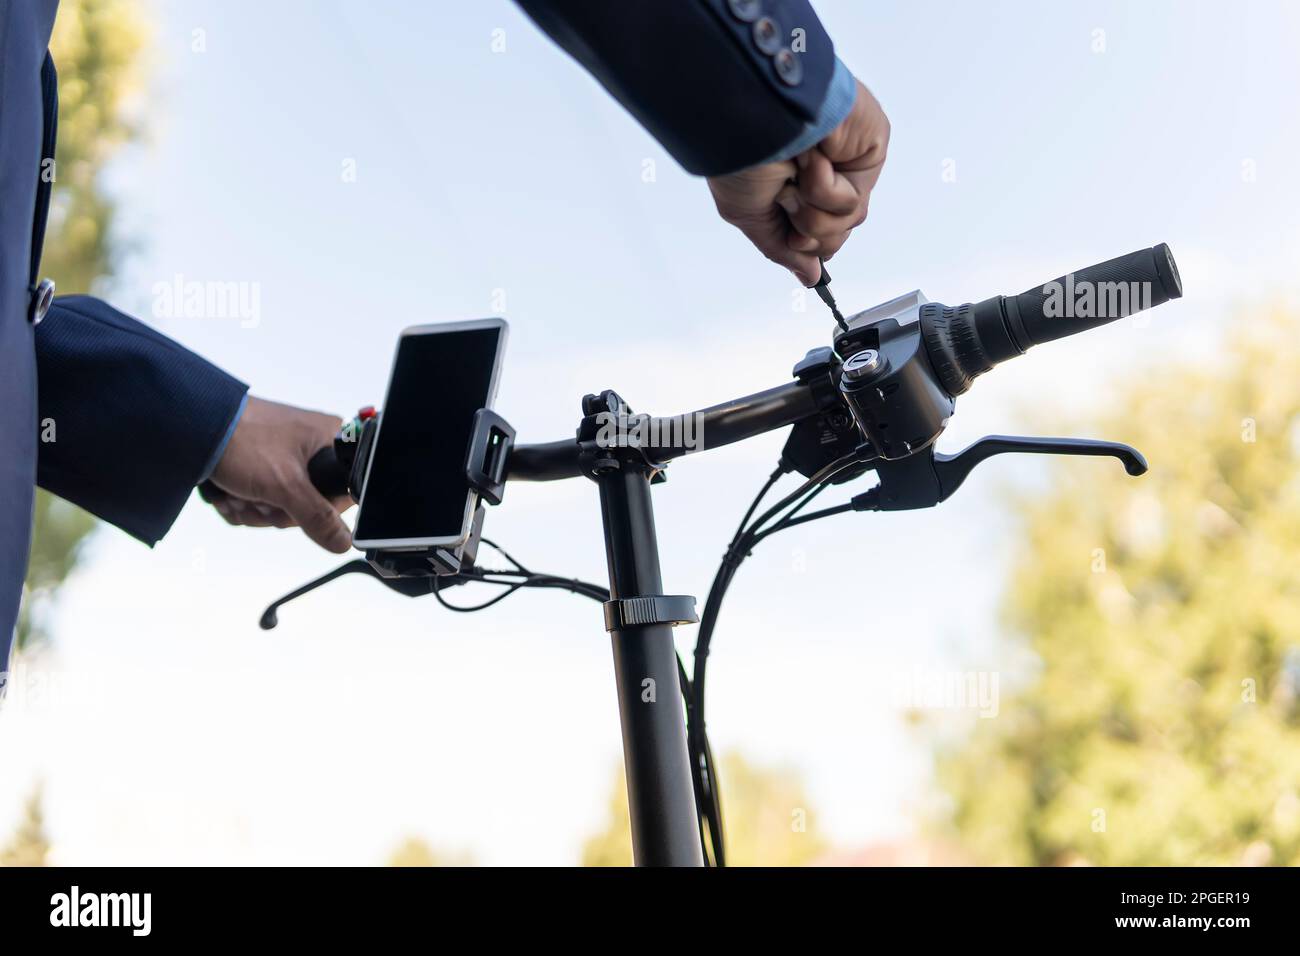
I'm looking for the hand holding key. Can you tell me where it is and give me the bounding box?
[707,78,890,287]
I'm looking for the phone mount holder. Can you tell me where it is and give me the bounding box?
[333,405,515,579]
[254,405,517,628]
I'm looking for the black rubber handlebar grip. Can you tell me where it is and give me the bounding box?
[307,446,351,499]
[1006,243,1182,348]
[920,243,1183,397]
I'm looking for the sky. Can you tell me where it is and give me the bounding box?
[2,0,1299,864]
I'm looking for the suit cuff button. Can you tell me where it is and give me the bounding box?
[753,16,782,55]
[773,48,803,86]
[727,0,762,22]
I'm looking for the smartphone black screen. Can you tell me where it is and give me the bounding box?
[354,325,502,544]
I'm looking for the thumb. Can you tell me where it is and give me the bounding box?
[281,472,352,553]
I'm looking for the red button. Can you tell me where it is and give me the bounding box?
[357,405,377,420]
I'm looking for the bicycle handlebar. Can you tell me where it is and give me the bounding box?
[507,381,819,481]
[300,243,1181,497]
[297,381,820,497]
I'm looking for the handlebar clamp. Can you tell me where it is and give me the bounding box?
[602,594,699,632]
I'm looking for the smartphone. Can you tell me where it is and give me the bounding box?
[353,318,508,551]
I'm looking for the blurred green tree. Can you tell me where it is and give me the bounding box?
[581,752,827,866]
[0,787,50,866]
[935,309,1300,865]
[18,0,149,650]
[386,837,474,867]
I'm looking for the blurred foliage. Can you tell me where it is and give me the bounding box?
[936,309,1300,865]
[0,787,51,867]
[581,752,827,866]
[18,0,149,651]
[19,492,98,650]
[386,836,474,867]
[580,765,634,867]
[42,0,149,294]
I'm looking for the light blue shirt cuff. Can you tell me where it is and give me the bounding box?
[197,392,248,484]
[761,58,857,165]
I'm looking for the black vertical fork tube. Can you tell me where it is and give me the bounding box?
[596,462,704,866]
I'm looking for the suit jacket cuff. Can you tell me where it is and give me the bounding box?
[759,58,857,165]
[516,0,838,176]
[196,392,248,484]
[35,295,249,546]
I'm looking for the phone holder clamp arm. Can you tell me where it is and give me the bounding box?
[464,408,515,507]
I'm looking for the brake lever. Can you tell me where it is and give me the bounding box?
[258,559,475,630]
[855,434,1147,512]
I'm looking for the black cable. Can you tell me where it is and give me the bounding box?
[702,731,723,862]
[340,539,725,861]
[479,537,531,575]
[394,451,861,867]
[686,465,791,866]
[687,451,866,867]
[432,550,610,612]
[676,653,717,866]
[757,501,853,536]
[409,471,860,869]
[434,560,732,861]
[736,464,786,537]
[743,452,860,539]
[693,452,858,732]
[432,574,527,612]
[761,481,829,535]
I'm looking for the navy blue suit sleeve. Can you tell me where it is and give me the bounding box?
[515,0,838,176]
[34,295,248,545]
